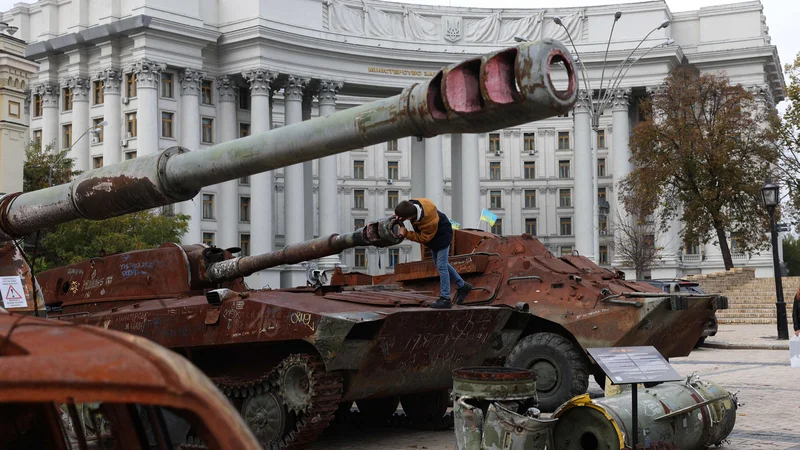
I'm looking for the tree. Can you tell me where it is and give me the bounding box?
[21,141,189,271]
[622,65,779,271]
[776,52,800,228]
[783,236,800,277]
[612,195,664,280]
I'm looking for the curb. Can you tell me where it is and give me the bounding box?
[702,341,790,351]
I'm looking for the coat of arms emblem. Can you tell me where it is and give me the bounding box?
[442,16,462,42]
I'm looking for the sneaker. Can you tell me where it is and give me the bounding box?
[454,283,473,305]
[429,296,452,309]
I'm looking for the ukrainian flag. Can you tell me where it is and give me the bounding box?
[480,209,498,226]
[450,220,460,230]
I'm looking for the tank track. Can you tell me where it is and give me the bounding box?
[183,354,342,450]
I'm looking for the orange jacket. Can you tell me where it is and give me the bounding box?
[404,198,439,245]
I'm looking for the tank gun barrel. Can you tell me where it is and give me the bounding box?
[205,217,402,282]
[0,39,576,242]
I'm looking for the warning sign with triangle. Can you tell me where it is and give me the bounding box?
[1,276,27,309]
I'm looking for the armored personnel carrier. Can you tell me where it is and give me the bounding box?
[0,40,578,448]
[333,229,727,411]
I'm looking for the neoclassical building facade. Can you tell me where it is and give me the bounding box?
[1,0,785,286]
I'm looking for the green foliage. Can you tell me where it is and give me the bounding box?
[777,52,800,230]
[40,211,190,267]
[23,141,80,192]
[622,66,779,270]
[783,236,800,277]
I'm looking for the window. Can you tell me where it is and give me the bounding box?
[161,112,174,138]
[354,248,367,268]
[560,217,572,236]
[387,139,398,151]
[32,129,42,146]
[489,162,501,180]
[489,133,500,152]
[92,156,103,169]
[202,232,215,246]
[558,160,570,178]
[524,133,535,151]
[202,194,215,219]
[524,189,537,208]
[33,94,42,117]
[354,218,366,230]
[62,87,73,111]
[201,118,214,143]
[600,218,608,235]
[93,80,104,104]
[389,248,401,268]
[560,245,573,257]
[201,80,213,104]
[598,188,607,203]
[353,160,365,179]
[559,189,571,207]
[598,158,606,177]
[490,218,503,235]
[241,234,251,256]
[525,218,537,236]
[239,87,250,110]
[524,161,536,179]
[239,123,251,137]
[162,204,175,216]
[240,176,250,185]
[644,234,656,251]
[161,73,173,98]
[490,190,502,209]
[240,196,250,222]
[62,124,72,149]
[387,190,399,209]
[90,118,105,143]
[685,242,700,255]
[387,161,399,180]
[125,151,137,160]
[125,72,137,97]
[731,234,745,254]
[597,130,606,148]
[126,112,137,137]
[558,131,570,149]
[353,190,365,209]
[599,246,609,264]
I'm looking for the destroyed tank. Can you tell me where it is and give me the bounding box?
[332,229,728,411]
[0,40,578,448]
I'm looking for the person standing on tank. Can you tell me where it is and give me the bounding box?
[394,199,472,309]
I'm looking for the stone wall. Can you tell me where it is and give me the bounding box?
[686,267,756,294]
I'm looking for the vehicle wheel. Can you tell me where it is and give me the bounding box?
[241,390,289,449]
[694,337,707,348]
[504,332,589,412]
[400,390,449,422]
[356,396,400,420]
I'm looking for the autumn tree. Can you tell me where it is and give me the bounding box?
[612,195,664,280]
[622,65,778,271]
[776,52,800,227]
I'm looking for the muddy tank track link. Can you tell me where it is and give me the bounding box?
[332,408,454,431]
[207,354,343,450]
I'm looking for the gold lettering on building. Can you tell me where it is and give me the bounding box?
[368,67,438,77]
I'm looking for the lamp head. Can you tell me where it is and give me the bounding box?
[98,120,108,127]
[5,26,17,35]
[553,17,563,26]
[614,11,622,21]
[659,20,670,29]
[761,182,779,209]
[514,36,528,43]
[663,38,675,46]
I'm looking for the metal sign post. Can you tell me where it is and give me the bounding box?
[587,346,682,449]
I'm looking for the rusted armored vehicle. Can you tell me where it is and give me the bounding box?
[0,309,261,450]
[333,229,728,411]
[0,40,578,448]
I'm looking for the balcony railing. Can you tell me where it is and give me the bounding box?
[681,254,702,263]
[732,252,749,261]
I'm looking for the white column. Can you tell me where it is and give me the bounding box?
[242,69,278,288]
[424,135,443,207]
[302,91,314,240]
[217,75,239,250]
[461,133,481,229]
[129,59,164,157]
[317,80,344,271]
[281,75,310,287]
[65,76,90,172]
[96,69,121,166]
[179,69,205,245]
[611,88,632,267]
[573,90,593,260]
[37,82,59,152]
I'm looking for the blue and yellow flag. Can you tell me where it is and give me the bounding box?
[450,220,460,230]
[480,209,498,226]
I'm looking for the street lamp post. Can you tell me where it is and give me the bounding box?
[761,182,789,340]
[550,13,671,262]
[47,121,108,186]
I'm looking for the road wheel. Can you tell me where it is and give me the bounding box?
[400,390,449,422]
[356,396,400,420]
[504,332,589,412]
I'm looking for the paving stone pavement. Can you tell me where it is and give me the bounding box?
[312,346,800,450]
[704,324,796,350]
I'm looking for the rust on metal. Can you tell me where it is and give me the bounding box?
[453,367,536,383]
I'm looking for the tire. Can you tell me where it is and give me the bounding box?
[504,332,589,412]
[356,396,400,420]
[400,390,449,422]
